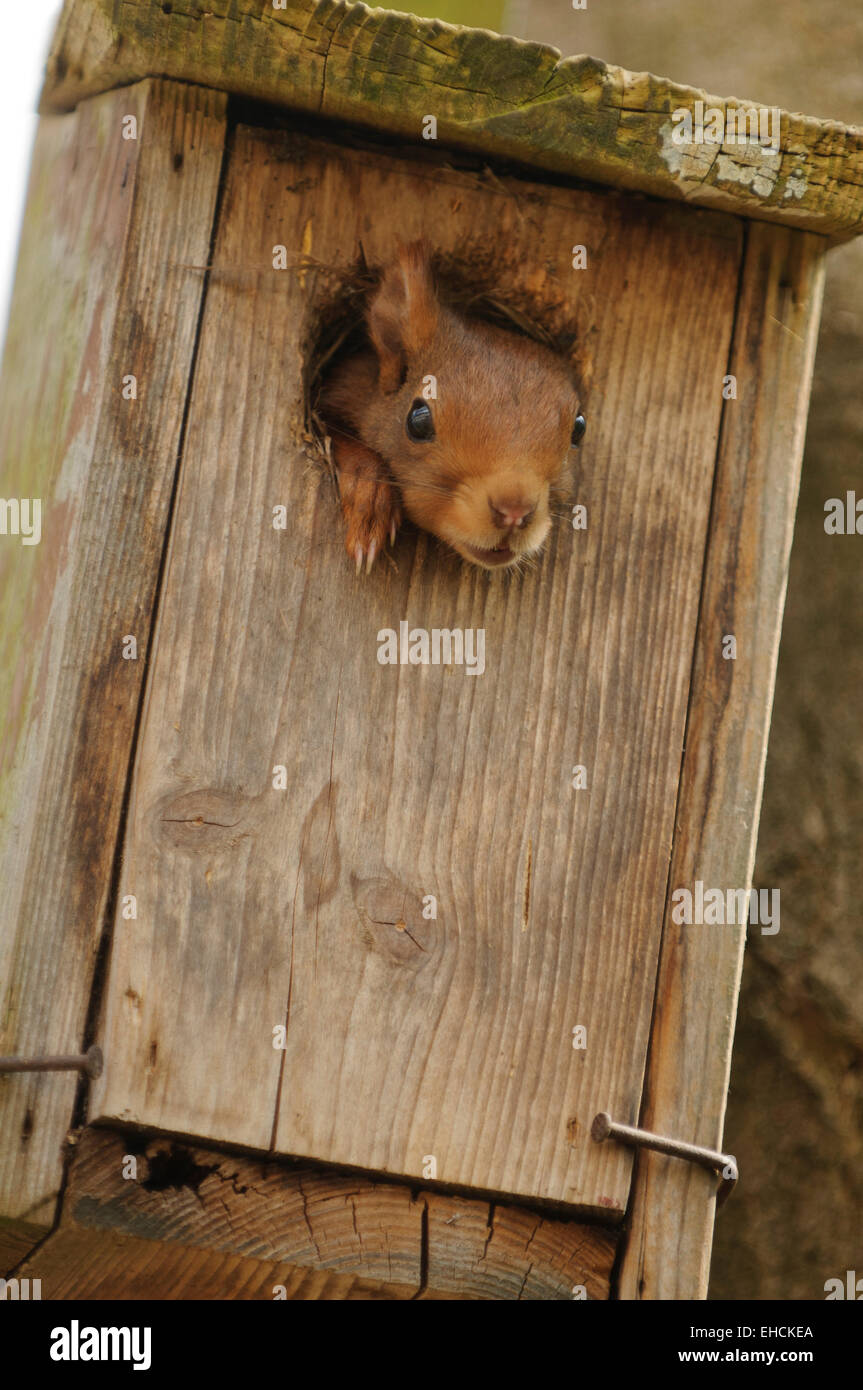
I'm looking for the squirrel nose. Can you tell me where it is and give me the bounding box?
[489,499,535,530]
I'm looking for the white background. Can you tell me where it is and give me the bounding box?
[0,3,63,358]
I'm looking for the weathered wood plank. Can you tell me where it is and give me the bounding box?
[39,0,863,240]
[92,129,742,1214]
[19,1228,419,1300]
[0,79,227,1260]
[423,1191,613,1299]
[18,1127,616,1298]
[618,223,827,1299]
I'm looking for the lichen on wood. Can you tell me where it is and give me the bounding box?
[41,0,863,240]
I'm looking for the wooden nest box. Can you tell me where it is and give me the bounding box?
[1,0,861,1301]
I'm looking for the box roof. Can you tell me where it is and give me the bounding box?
[41,0,863,241]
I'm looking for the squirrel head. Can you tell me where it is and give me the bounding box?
[362,242,585,571]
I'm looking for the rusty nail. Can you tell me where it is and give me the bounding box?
[0,1045,103,1080]
[591,1111,738,1205]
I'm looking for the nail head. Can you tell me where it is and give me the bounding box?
[591,1111,613,1142]
[85,1045,103,1079]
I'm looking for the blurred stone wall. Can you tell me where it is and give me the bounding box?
[506,0,863,1301]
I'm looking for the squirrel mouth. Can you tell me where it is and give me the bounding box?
[460,541,516,567]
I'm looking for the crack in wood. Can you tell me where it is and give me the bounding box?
[521,836,532,933]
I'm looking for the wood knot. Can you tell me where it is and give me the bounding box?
[155,788,252,852]
[350,872,436,966]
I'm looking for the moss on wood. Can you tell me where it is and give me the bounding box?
[41,0,863,240]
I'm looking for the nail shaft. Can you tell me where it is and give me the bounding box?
[0,1045,103,1080]
[592,1111,738,1204]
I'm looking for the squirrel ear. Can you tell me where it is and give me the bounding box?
[368,241,439,393]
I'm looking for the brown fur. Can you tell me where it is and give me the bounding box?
[319,242,582,571]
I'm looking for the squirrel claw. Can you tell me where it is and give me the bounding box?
[341,476,401,574]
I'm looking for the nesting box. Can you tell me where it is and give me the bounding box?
[2,0,861,1301]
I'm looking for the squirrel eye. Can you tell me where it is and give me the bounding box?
[571,413,586,447]
[406,400,435,442]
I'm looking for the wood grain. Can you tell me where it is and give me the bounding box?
[618,223,827,1299]
[40,0,863,239]
[19,1229,418,1301]
[92,129,742,1215]
[18,1127,616,1299]
[0,79,226,1264]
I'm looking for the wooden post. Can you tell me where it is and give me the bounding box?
[1,0,859,1297]
[0,77,226,1267]
[618,223,826,1298]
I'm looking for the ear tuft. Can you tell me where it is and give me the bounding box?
[367,240,439,394]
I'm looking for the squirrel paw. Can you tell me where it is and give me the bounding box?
[340,473,402,573]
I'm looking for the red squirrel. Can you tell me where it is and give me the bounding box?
[319,242,586,572]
